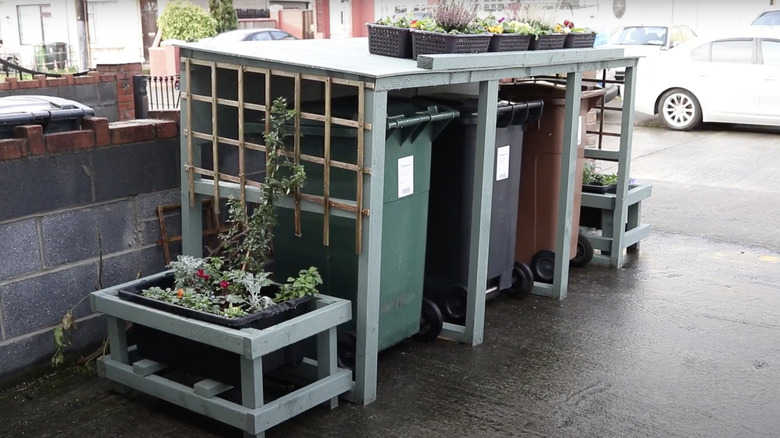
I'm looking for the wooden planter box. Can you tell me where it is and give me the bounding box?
[91,271,353,437]
[579,183,653,263]
[118,272,316,386]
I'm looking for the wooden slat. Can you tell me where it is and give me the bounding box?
[355,83,365,254]
[186,58,195,207]
[238,66,246,206]
[194,379,234,398]
[323,78,332,246]
[210,62,220,214]
[294,72,302,236]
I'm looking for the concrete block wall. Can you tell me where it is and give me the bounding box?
[0,116,183,384]
[0,62,142,122]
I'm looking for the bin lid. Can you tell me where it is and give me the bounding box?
[417,93,543,127]
[0,95,95,137]
[499,81,605,109]
[0,95,94,119]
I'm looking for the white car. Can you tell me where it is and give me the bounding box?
[634,29,780,130]
[604,25,697,84]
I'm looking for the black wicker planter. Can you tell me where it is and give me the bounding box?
[564,33,597,49]
[528,33,566,50]
[119,272,316,385]
[488,33,532,52]
[367,23,413,59]
[411,29,492,60]
[582,183,617,194]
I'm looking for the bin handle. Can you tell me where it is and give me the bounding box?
[509,102,530,127]
[386,106,459,144]
[495,102,514,128]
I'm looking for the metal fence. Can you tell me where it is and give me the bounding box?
[134,74,180,118]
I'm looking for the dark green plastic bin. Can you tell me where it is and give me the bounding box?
[272,97,457,360]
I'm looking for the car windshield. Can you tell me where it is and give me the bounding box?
[752,11,780,25]
[612,26,668,46]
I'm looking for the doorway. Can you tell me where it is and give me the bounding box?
[140,0,158,61]
[329,0,351,39]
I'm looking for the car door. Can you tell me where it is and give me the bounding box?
[758,38,780,123]
[699,38,761,122]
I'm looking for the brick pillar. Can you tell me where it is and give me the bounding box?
[96,62,143,121]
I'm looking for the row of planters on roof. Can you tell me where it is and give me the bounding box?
[368,0,596,59]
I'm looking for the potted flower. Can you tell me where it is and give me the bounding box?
[582,160,618,193]
[367,14,416,58]
[510,3,566,50]
[118,98,323,383]
[480,15,535,52]
[561,20,598,48]
[409,0,492,59]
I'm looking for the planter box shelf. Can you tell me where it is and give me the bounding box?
[91,271,353,438]
[579,183,653,265]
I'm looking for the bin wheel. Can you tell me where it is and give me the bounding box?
[413,298,443,343]
[442,284,467,324]
[506,261,534,298]
[530,250,556,284]
[570,233,594,268]
[337,331,357,370]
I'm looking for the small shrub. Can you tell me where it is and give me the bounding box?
[209,0,239,34]
[158,0,218,42]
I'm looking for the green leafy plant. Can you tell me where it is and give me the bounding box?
[508,2,560,38]
[478,15,534,35]
[158,0,218,42]
[583,161,618,186]
[209,0,238,34]
[140,98,319,318]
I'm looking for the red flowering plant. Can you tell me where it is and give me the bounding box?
[141,98,322,319]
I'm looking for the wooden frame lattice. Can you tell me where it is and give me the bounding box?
[180,60,373,253]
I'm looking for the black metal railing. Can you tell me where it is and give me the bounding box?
[134,74,180,118]
[236,8,270,19]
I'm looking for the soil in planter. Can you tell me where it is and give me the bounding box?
[119,274,315,386]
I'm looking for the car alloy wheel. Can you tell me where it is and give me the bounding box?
[659,89,702,130]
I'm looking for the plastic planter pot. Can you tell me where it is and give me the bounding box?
[366,23,413,58]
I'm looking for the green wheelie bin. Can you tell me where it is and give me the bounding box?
[272,97,458,367]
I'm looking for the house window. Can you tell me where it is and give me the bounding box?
[17,4,52,45]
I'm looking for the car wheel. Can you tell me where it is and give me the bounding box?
[658,89,702,130]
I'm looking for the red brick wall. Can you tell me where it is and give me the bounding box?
[95,63,144,121]
[0,117,178,162]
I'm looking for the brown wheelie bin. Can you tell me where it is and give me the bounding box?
[499,81,605,283]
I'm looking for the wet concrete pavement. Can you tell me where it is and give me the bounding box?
[2,119,779,438]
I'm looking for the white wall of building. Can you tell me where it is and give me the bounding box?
[0,0,145,70]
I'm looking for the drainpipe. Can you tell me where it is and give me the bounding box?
[75,0,88,69]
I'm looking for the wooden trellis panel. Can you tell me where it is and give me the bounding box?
[180,60,373,253]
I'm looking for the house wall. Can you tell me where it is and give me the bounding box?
[0,1,144,69]
[0,116,183,385]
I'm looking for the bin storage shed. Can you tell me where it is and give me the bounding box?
[94,37,640,437]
